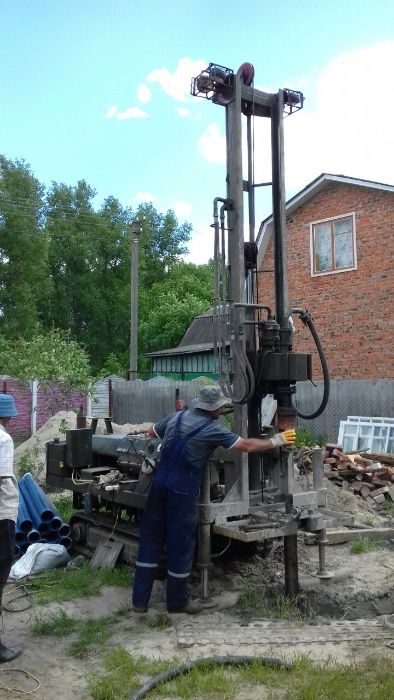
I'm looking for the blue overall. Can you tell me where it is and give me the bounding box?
[132,411,212,611]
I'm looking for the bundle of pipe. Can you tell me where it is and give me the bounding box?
[16,473,72,556]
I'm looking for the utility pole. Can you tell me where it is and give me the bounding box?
[129,219,141,380]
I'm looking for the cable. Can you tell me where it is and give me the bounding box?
[290,308,330,420]
[128,655,292,700]
[211,538,231,559]
[2,585,33,612]
[71,469,94,486]
[0,668,41,695]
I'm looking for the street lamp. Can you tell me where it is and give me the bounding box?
[129,219,141,380]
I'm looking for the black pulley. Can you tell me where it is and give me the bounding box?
[244,241,258,270]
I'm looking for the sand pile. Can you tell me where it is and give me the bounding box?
[13,411,78,481]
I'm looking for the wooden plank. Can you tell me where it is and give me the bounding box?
[212,521,297,542]
[366,452,394,466]
[90,540,123,569]
[322,528,394,545]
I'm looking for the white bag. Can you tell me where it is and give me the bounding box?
[9,543,70,580]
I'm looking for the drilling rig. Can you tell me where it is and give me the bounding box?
[190,61,332,596]
[46,61,340,595]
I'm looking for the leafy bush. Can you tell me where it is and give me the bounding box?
[295,426,326,448]
[18,447,44,479]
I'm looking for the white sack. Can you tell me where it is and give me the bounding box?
[9,543,70,580]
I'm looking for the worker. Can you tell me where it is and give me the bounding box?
[0,394,22,662]
[132,384,296,615]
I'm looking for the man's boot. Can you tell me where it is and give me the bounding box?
[0,580,22,663]
[0,643,22,663]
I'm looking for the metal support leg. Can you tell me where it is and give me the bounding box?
[198,464,212,599]
[198,524,211,599]
[311,448,324,490]
[315,528,333,579]
[284,534,299,596]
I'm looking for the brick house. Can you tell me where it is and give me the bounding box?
[256,173,394,382]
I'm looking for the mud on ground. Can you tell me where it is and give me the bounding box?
[1,528,393,700]
[8,419,394,697]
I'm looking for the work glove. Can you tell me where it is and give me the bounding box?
[270,429,296,448]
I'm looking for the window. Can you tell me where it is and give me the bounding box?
[311,213,356,275]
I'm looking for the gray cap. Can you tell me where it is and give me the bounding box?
[192,385,231,412]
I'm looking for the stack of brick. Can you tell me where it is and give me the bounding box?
[323,444,394,507]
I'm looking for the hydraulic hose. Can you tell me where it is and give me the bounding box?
[128,655,292,700]
[291,308,330,420]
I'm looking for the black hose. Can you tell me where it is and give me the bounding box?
[128,655,292,700]
[291,308,330,420]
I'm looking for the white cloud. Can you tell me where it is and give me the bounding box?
[183,225,214,265]
[105,105,148,120]
[173,200,192,219]
[105,105,118,118]
[177,107,191,118]
[198,123,226,163]
[197,43,394,200]
[283,41,394,192]
[137,83,151,104]
[147,57,206,102]
[132,192,157,204]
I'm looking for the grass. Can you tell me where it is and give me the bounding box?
[89,650,394,700]
[239,589,315,621]
[68,617,112,658]
[381,499,394,517]
[349,538,386,554]
[148,612,171,629]
[31,609,77,637]
[27,561,132,605]
[31,610,123,659]
[52,495,74,523]
[88,648,171,700]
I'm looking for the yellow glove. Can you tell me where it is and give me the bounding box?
[270,429,296,448]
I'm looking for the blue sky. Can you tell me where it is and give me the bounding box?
[1,0,394,263]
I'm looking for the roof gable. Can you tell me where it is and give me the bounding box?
[256,173,394,266]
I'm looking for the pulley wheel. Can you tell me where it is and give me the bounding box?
[239,62,255,86]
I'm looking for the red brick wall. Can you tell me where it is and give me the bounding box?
[0,376,87,438]
[257,184,394,380]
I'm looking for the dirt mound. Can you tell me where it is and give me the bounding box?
[14,411,78,481]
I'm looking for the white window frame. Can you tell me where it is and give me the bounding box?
[310,212,357,277]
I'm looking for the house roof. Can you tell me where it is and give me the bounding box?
[256,173,394,267]
[144,342,216,359]
[144,309,228,358]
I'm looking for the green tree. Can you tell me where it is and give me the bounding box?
[83,197,131,371]
[44,180,98,338]
[0,328,92,393]
[136,204,191,289]
[139,261,213,360]
[0,155,48,338]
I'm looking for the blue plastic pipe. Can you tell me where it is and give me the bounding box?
[58,523,71,537]
[27,529,41,543]
[45,530,58,542]
[19,474,53,522]
[17,474,73,549]
[16,490,33,534]
[18,483,49,537]
[49,517,63,531]
[15,531,26,544]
